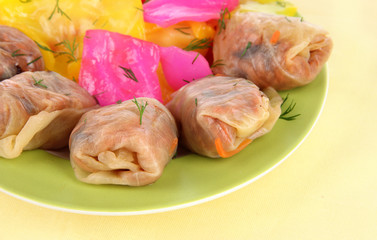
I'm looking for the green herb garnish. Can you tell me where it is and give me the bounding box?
[279,94,301,121]
[192,53,200,64]
[92,18,99,26]
[240,42,252,57]
[101,20,108,28]
[195,98,198,106]
[132,97,148,125]
[116,100,122,104]
[175,27,191,36]
[92,17,108,28]
[11,49,26,57]
[32,76,47,89]
[119,66,138,82]
[211,59,225,68]
[285,16,291,22]
[217,8,230,35]
[48,0,71,21]
[27,56,42,66]
[276,1,286,7]
[93,91,105,97]
[34,41,56,53]
[183,38,212,51]
[182,79,190,83]
[55,38,79,63]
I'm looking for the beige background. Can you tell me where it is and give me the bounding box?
[1,0,376,239]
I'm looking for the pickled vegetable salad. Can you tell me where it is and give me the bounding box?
[0,0,298,105]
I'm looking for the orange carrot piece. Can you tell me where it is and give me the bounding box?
[215,138,252,158]
[270,30,280,44]
[157,64,175,104]
[169,138,178,156]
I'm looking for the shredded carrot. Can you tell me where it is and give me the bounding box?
[270,30,281,44]
[215,73,225,77]
[169,138,178,156]
[215,138,252,158]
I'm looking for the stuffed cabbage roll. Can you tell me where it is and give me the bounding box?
[0,25,45,81]
[0,71,97,159]
[69,97,178,186]
[212,12,333,90]
[166,76,282,158]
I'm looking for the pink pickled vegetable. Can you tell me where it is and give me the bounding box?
[80,30,214,104]
[79,30,162,106]
[143,0,239,27]
[159,46,212,90]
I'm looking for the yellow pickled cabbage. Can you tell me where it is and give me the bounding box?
[0,0,145,80]
[145,21,216,57]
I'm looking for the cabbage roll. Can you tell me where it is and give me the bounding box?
[0,71,97,159]
[212,12,333,90]
[0,25,45,81]
[69,98,178,186]
[166,76,282,158]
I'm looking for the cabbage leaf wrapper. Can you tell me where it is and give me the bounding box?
[0,71,97,159]
[167,76,282,158]
[69,98,178,186]
[0,25,45,81]
[212,12,333,90]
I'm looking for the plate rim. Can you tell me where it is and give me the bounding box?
[0,65,329,216]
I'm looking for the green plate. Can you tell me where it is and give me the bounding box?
[0,67,328,215]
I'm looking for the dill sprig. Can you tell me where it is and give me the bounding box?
[211,59,225,68]
[192,53,200,64]
[132,97,148,125]
[93,91,105,97]
[27,56,42,66]
[175,27,191,36]
[217,8,230,35]
[34,41,56,53]
[119,66,138,82]
[11,49,26,57]
[48,0,71,21]
[276,1,286,7]
[183,38,212,51]
[240,42,252,57]
[279,94,301,121]
[55,38,79,63]
[32,76,47,89]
